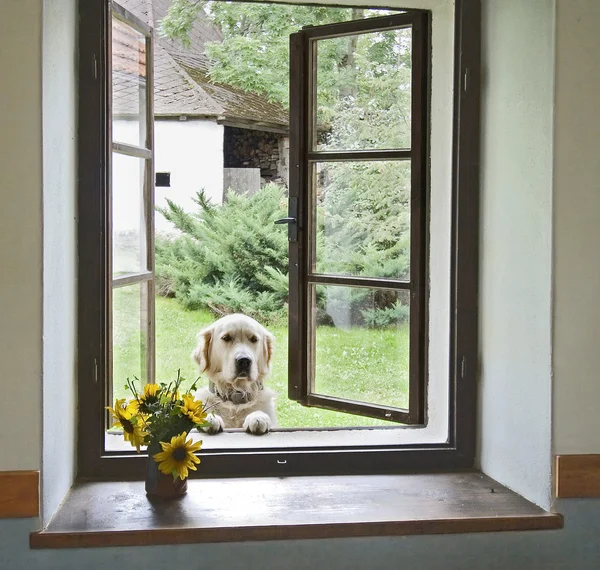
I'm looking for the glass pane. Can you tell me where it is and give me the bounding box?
[313,27,412,151]
[112,16,147,147]
[312,285,410,410]
[112,282,149,403]
[112,152,149,276]
[312,161,410,279]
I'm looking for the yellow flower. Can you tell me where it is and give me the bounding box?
[106,398,148,452]
[132,383,162,413]
[106,398,133,426]
[179,394,208,424]
[153,432,201,480]
[122,421,148,452]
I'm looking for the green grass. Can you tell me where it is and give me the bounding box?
[113,291,409,428]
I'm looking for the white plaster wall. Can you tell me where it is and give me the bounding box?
[42,0,77,522]
[154,119,224,233]
[0,0,43,471]
[112,119,224,235]
[479,0,555,508]
[552,0,600,455]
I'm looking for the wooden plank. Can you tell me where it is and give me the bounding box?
[30,472,562,549]
[555,454,600,498]
[0,471,39,518]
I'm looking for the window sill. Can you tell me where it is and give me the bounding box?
[30,471,562,549]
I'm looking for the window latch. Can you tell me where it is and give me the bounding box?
[274,197,298,241]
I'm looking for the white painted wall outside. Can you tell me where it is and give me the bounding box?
[552,0,600,455]
[478,0,555,509]
[155,119,224,233]
[113,118,224,236]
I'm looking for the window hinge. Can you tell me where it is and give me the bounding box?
[460,356,467,379]
[463,68,469,92]
[93,54,98,80]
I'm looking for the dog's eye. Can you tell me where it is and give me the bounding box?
[221,334,232,342]
[249,335,259,343]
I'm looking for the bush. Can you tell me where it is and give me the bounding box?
[156,184,289,325]
[156,183,410,328]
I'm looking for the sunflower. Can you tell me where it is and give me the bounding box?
[106,398,148,452]
[133,383,162,413]
[122,420,148,452]
[106,398,133,426]
[153,432,201,479]
[179,394,208,424]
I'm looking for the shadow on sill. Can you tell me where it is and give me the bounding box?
[30,471,562,549]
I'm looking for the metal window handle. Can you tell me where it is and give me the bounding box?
[274,197,298,241]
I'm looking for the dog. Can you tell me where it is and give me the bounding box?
[192,313,277,435]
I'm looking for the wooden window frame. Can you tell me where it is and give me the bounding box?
[287,11,429,425]
[77,0,480,480]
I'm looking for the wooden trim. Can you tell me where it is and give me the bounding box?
[307,149,411,162]
[112,270,153,288]
[112,141,152,159]
[0,471,39,518]
[555,454,600,498]
[30,515,563,549]
[304,393,409,423]
[308,274,411,290]
[29,473,562,549]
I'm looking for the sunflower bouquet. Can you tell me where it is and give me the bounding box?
[107,371,211,484]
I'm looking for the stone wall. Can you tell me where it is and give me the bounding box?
[223,126,289,187]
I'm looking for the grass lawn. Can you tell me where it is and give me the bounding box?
[113,292,409,428]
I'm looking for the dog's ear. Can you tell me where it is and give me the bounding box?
[192,326,213,373]
[262,330,275,372]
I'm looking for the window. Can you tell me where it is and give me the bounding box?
[288,13,428,425]
[78,0,480,479]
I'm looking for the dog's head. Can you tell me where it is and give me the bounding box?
[192,314,274,390]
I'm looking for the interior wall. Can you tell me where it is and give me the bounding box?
[478,0,555,508]
[0,0,43,472]
[552,0,600,454]
[41,0,78,522]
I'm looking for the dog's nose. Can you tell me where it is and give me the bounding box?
[236,356,252,370]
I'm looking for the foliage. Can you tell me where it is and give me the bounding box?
[158,2,414,327]
[155,184,290,325]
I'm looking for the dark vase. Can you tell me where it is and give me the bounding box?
[145,444,188,499]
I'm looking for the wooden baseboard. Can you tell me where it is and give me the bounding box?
[555,454,600,498]
[0,470,39,518]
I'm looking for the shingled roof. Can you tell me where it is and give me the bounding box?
[115,0,288,132]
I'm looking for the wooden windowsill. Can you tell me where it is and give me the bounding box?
[30,471,562,549]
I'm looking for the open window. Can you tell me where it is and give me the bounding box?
[287,13,429,424]
[109,4,156,413]
[77,0,479,479]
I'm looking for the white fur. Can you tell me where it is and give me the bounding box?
[192,314,277,435]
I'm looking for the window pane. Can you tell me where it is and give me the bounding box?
[311,161,410,280]
[311,285,410,410]
[112,16,147,147]
[313,27,412,151]
[112,282,149,403]
[112,152,148,276]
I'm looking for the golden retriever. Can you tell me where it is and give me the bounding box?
[192,314,277,435]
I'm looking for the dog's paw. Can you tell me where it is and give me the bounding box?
[202,413,224,435]
[243,411,271,435]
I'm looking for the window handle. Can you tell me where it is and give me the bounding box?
[274,197,297,241]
